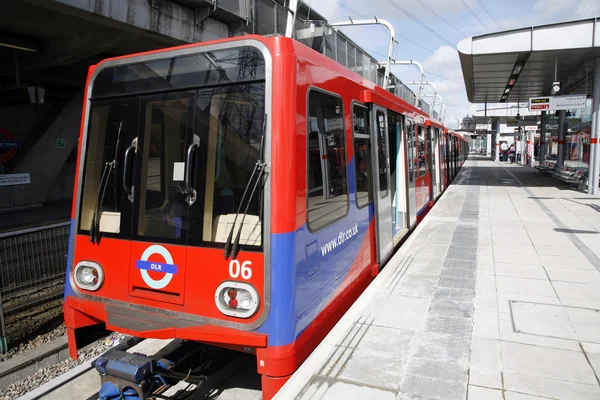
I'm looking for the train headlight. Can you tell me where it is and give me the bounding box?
[215,281,259,318]
[74,261,104,291]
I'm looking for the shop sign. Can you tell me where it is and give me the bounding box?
[0,173,30,187]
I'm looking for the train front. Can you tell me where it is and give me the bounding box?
[64,38,273,358]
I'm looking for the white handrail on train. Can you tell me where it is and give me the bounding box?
[442,104,447,124]
[434,94,443,116]
[285,0,299,38]
[330,17,396,90]
[405,81,438,118]
[421,93,443,118]
[379,60,424,108]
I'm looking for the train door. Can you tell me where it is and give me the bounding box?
[371,105,393,262]
[388,111,408,244]
[444,134,449,187]
[452,136,457,178]
[406,119,417,228]
[415,125,429,215]
[127,92,194,305]
[425,127,433,203]
[432,128,441,198]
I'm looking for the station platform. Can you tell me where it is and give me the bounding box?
[275,156,600,400]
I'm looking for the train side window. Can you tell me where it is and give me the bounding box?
[352,104,372,208]
[307,90,349,231]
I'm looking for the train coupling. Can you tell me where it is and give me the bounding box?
[94,347,174,400]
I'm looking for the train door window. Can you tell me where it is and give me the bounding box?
[426,127,433,174]
[135,93,193,243]
[388,111,408,238]
[353,104,373,208]
[387,112,398,203]
[179,111,190,156]
[418,125,427,177]
[406,121,415,183]
[307,89,348,231]
[376,110,388,198]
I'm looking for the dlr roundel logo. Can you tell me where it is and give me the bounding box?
[136,245,179,290]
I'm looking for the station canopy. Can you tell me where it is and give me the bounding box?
[458,17,600,104]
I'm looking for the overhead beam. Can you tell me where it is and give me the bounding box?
[41,31,125,67]
[20,0,230,45]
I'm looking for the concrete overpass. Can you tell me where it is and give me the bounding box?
[0,0,321,213]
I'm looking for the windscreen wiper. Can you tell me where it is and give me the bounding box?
[112,121,123,210]
[224,117,267,260]
[230,157,265,260]
[90,122,122,244]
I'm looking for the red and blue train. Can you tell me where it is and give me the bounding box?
[63,33,468,399]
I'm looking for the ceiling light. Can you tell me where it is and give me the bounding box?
[513,64,523,75]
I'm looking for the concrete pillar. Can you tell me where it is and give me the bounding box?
[528,130,535,167]
[589,56,600,195]
[557,110,566,170]
[539,111,546,164]
[494,120,501,162]
[487,134,492,157]
[495,134,500,161]
[520,128,526,165]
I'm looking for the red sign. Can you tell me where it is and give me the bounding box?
[0,128,19,162]
[531,104,550,110]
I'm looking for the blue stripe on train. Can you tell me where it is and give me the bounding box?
[257,156,373,346]
[64,219,76,299]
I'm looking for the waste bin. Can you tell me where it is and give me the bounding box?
[517,153,522,162]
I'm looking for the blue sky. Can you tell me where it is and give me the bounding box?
[308,0,600,128]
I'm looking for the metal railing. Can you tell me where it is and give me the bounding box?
[294,19,421,107]
[0,222,69,351]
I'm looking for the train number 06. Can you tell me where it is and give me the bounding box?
[229,260,252,280]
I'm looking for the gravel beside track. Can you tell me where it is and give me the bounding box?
[0,332,125,399]
[3,295,64,353]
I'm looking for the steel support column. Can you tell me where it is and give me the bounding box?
[557,110,566,170]
[528,130,535,167]
[520,127,526,165]
[539,111,546,165]
[487,134,492,157]
[494,119,501,162]
[589,56,600,195]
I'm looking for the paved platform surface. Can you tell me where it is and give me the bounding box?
[275,156,600,400]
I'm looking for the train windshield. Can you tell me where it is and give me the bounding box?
[78,46,267,250]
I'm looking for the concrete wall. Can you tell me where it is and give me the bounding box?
[42,0,230,43]
[46,158,76,203]
[0,93,83,209]
[0,103,55,154]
